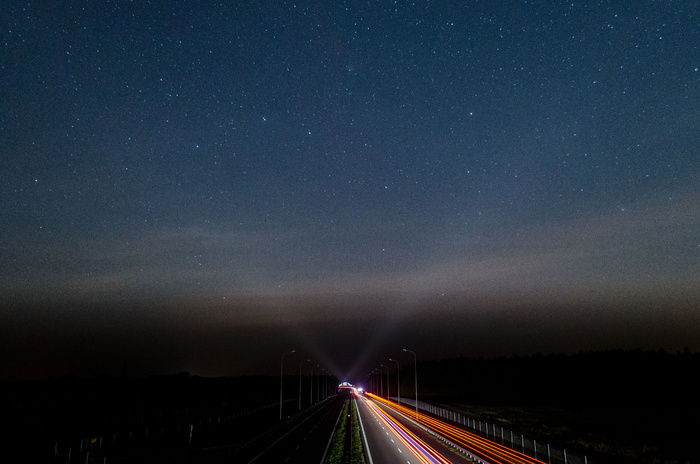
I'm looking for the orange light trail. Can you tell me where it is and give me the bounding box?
[361,396,453,464]
[367,393,547,464]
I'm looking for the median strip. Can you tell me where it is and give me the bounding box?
[324,398,367,464]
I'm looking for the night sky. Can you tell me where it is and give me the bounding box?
[2,1,699,381]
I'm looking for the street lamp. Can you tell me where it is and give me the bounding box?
[380,364,390,399]
[280,349,295,420]
[375,368,384,397]
[322,368,330,400]
[403,348,418,414]
[389,358,400,405]
[311,364,319,404]
[299,358,311,411]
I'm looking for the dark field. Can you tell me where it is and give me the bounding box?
[416,349,698,464]
[1,374,294,462]
[2,349,697,463]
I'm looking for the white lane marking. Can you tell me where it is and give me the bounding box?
[246,401,329,464]
[398,448,403,453]
[355,397,375,464]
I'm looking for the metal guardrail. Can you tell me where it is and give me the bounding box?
[394,397,591,464]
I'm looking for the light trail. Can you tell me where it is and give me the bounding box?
[366,393,547,464]
[361,396,453,464]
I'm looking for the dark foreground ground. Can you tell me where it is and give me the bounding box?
[1,349,697,464]
[415,349,698,464]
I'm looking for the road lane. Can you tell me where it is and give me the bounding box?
[239,396,344,464]
[357,394,473,464]
[368,394,548,464]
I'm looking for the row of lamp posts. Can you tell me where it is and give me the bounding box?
[280,347,419,421]
[368,348,418,414]
[279,350,334,421]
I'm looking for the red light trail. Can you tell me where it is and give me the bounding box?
[367,393,547,464]
[361,396,453,464]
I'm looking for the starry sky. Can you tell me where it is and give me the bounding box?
[2,1,699,380]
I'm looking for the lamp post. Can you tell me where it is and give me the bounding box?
[375,368,383,397]
[316,367,321,402]
[380,364,390,399]
[317,367,327,402]
[280,349,295,420]
[299,359,311,411]
[403,348,418,414]
[311,364,319,404]
[389,358,400,405]
[323,368,330,399]
[319,368,326,399]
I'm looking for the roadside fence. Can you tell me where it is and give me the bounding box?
[52,399,292,462]
[395,398,591,464]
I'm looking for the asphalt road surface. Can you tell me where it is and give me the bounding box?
[240,396,345,464]
[363,394,552,464]
[357,394,475,464]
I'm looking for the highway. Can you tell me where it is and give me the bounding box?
[356,393,474,464]
[236,396,345,464]
[362,393,548,464]
[189,390,549,464]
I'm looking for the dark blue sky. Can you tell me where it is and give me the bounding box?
[2,1,699,380]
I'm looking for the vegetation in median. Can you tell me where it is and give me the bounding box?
[350,398,364,463]
[327,398,366,464]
